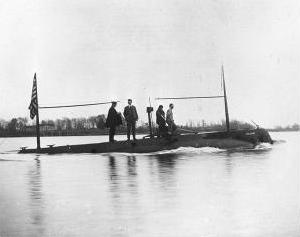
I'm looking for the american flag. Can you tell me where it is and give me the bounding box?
[28,73,38,119]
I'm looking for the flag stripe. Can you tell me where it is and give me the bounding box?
[29,74,38,119]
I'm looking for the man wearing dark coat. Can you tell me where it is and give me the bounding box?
[123,99,138,141]
[106,102,122,142]
[156,105,168,137]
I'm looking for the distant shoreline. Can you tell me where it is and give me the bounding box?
[1,128,299,138]
[267,129,300,132]
[1,117,299,137]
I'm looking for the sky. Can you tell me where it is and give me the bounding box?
[0,0,299,128]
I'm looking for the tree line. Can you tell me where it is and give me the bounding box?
[0,115,298,137]
[0,115,105,136]
[268,124,300,132]
[0,115,149,137]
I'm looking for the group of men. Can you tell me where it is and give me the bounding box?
[155,103,177,137]
[105,99,176,142]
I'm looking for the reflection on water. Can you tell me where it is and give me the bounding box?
[224,154,234,175]
[27,156,45,234]
[152,153,178,169]
[126,156,138,195]
[127,156,137,177]
[0,133,299,237]
[108,156,120,200]
[151,153,179,193]
[108,155,139,199]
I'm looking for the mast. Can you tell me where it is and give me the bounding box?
[222,65,230,132]
[147,108,153,137]
[147,97,154,138]
[35,75,41,151]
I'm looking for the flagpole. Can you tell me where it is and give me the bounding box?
[35,74,41,151]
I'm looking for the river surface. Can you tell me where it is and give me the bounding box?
[0,132,299,237]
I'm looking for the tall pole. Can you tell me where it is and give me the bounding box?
[222,65,230,132]
[147,109,153,137]
[35,75,41,151]
[147,97,154,138]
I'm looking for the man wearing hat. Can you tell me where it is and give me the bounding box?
[106,101,122,142]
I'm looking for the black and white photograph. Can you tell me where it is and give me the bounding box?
[0,0,299,236]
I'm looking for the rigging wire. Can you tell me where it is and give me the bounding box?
[155,96,224,100]
[39,101,120,109]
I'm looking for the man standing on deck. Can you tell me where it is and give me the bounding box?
[166,103,177,133]
[106,102,122,142]
[156,105,168,137]
[123,99,138,141]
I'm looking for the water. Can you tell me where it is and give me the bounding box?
[0,132,299,237]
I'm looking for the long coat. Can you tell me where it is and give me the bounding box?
[156,109,166,126]
[106,107,122,128]
[123,105,138,123]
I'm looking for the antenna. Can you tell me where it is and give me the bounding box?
[222,65,230,132]
[251,120,260,129]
